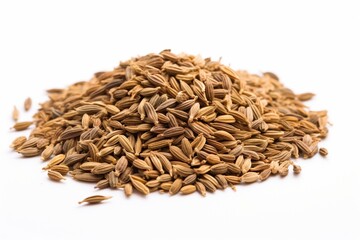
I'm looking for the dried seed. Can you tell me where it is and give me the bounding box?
[73,173,103,182]
[95,179,109,189]
[130,175,150,195]
[124,183,133,197]
[91,163,115,175]
[169,178,183,195]
[78,195,112,204]
[292,164,302,174]
[180,185,196,195]
[319,147,328,156]
[195,181,206,196]
[48,170,66,181]
[18,147,41,157]
[24,97,32,111]
[170,146,190,163]
[50,165,69,175]
[10,136,27,149]
[241,172,259,183]
[12,106,19,121]
[11,121,33,131]
[259,168,271,181]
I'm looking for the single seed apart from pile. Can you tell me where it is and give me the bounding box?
[78,195,112,204]
[10,50,329,202]
[24,97,32,111]
[319,148,328,156]
[12,106,19,121]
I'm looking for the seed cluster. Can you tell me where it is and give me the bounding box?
[11,50,328,201]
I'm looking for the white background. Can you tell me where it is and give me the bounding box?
[0,0,359,239]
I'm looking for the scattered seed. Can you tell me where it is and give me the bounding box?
[24,97,32,111]
[319,147,328,156]
[78,195,112,204]
[11,121,33,131]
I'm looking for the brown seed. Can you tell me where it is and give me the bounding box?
[169,178,183,195]
[91,163,115,175]
[12,106,19,121]
[50,165,69,175]
[319,147,328,156]
[10,136,27,149]
[24,97,32,111]
[48,170,66,181]
[73,173,103,182]
[78,195,112,204]
[241,172,259,183]
[259,168,271,181]
[18,147,41,157]
[43,154,66,169]
[180,185,196,195]
[124,183,133,197]
[95,179,109,189]
[130,176,150,195]
[195,181,206,196]
[170,146,190,163]
[293,164,302,174]
[11,121,33,131]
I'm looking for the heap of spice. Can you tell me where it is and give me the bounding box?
[10,50,328,201]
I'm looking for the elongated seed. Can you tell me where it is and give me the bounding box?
[78,195,112,204]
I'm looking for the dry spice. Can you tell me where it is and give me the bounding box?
[78,195,112,204]
[24,97,32,111]
[12,106,19,122]
[10,50,329,202]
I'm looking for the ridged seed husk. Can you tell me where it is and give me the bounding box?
[130,175,150,195]
[10,136,27,149]
[78,195,112,204]
[169,178,183,195]
[11,121,33,131]
[50,165,69,175]
[48,170,66,181]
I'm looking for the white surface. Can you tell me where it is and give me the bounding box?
[0,1,359,240]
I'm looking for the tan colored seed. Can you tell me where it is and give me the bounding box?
[43,154,66,169]
[195,181,206,196]
[24,97,32,111]
[10,136,27,149]
[78,195,112,204]
[180,185,196,195]
[133,159,152,170]
[18,147,41,157]
[73,173,103,182]
[319,147,328,156]
[124,183,133,197]
[170,146,190,163]
[50,165,69,175]
[169,178,183,195]
[11,121,33,131]
[91,163,115,175]
[12,106,19,121]
[130,176,150,195]
[259,168,271,181]
[293,164,302,174]
[48,170,66,181]
[241,172,259,183]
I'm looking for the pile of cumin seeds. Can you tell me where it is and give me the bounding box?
[11,50,329,199]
